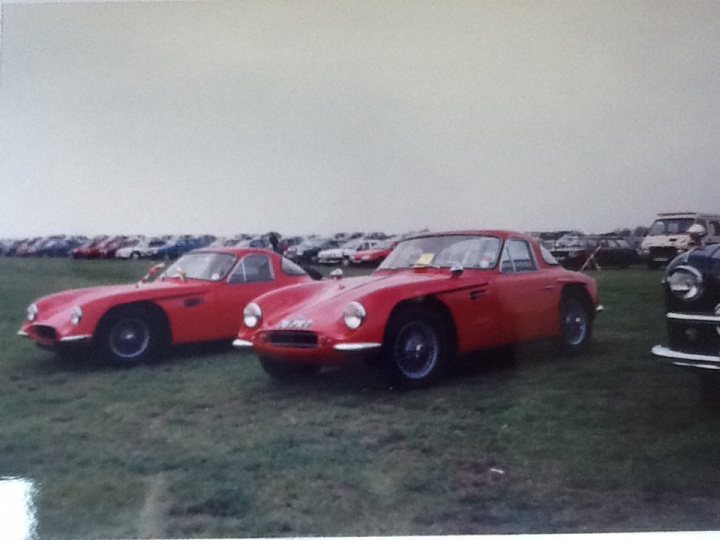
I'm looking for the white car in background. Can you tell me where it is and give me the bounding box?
[316,238,382,265]
[116,238,166,259]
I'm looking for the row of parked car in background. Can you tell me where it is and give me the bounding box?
[2,211,719,270]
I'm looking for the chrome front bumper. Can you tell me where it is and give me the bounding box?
[651,345,720,370]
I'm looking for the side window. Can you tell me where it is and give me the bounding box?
[228,254,274,284]
[281,257,308,276]
[709,221,720,237]
[500,240,537,272]
[540,245,559,266]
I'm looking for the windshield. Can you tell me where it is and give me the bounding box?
[378,235,502,270]
[649,218,694,236]
[162,252,237,281]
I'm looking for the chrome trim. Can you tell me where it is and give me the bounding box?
[673,361,720,371]
[651,345,720,364]
[333,342,382,351]
[59,334,92,343]
[232,339,253,348]
[17,330,28,338]
[667,312,720,324]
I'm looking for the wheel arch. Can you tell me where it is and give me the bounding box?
[560,283,595,319]
[95,301,172,347]
[383,295,458,357]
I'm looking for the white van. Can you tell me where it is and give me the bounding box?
[640,212,720,268]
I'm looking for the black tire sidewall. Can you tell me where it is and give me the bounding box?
[557,294,592,353]
[384,308,450,388]
[97,307,159,366]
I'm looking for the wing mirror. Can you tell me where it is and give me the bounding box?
[141,262,166,283]
[450,263,464,277]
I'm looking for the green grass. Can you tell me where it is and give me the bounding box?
[1,260,720,537]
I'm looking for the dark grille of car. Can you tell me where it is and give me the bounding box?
[668,320,720,356]
[34,325,57,341]
[650,247,681,260]
[265,331,319,348]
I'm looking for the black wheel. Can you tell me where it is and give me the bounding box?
[131,251,141,260]
[556,293,593,353]
[97,307,162,366]
[384,308,450,388]
[259,355,320,381]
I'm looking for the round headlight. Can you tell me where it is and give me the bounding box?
[243,302,262,328]
[667,266,703,301]
[70,306,83,325]
[26,303,38,322]
[343,301,366,330]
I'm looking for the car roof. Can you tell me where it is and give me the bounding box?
[190,247,278,258]
[404,230,528,241]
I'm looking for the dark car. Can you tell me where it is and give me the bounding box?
[551,236,638,269]
[285,238,339,263]
[651,243,720,404]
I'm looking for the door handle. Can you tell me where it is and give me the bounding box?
[469,290,486,300]
[542,285,555,291]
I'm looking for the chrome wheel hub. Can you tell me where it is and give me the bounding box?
[394,321,439,379]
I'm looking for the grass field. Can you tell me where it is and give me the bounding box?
[2,258,720,538]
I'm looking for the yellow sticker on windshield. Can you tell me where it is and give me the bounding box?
[415,253,435,266]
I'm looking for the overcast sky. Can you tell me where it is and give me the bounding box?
[0,0,719,238]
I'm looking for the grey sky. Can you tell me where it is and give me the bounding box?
[1,0,719,237]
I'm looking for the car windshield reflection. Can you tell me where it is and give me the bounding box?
[162,252,237,281]
[378,235,501,270]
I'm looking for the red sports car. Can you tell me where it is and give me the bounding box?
[19,248,313,365]
[234,231,602,387]
[351,239,397,266]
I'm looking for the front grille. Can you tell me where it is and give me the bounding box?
[34,325,57,341]
[265,331,319,348]
[668,320,720,355]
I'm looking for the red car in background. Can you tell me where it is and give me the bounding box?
[351,239,398,266]
[19,248,314,365]
[72,236,108,259]
[235,230,602,387]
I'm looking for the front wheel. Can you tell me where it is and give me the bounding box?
[259,355,320,381]
[97,307,162,366]
[384,308,450,388]
[556,294,593,353]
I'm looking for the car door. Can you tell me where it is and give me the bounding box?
[213,253,281,338]
[493,238,558,341]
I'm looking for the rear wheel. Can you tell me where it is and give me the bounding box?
[556,293,593,353]
[97,307,163,366]
[384,308,450,388]
[131,251,141,260]
[259,355,320,381]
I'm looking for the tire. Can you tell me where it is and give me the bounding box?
[97,307,162,366]
[556,293,593,353]
[259,355,320,381]
[131,252,141,260]
[384,308,450,388]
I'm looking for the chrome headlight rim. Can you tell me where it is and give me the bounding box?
[343,301,366,330]
[667,265,703,301]
[70,306,83,325]
[27,303,38,322]
[243,302,262,329]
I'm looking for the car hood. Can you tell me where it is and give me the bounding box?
[256,268,487,329]
[669,244,720,276]
[33,280,214,319]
